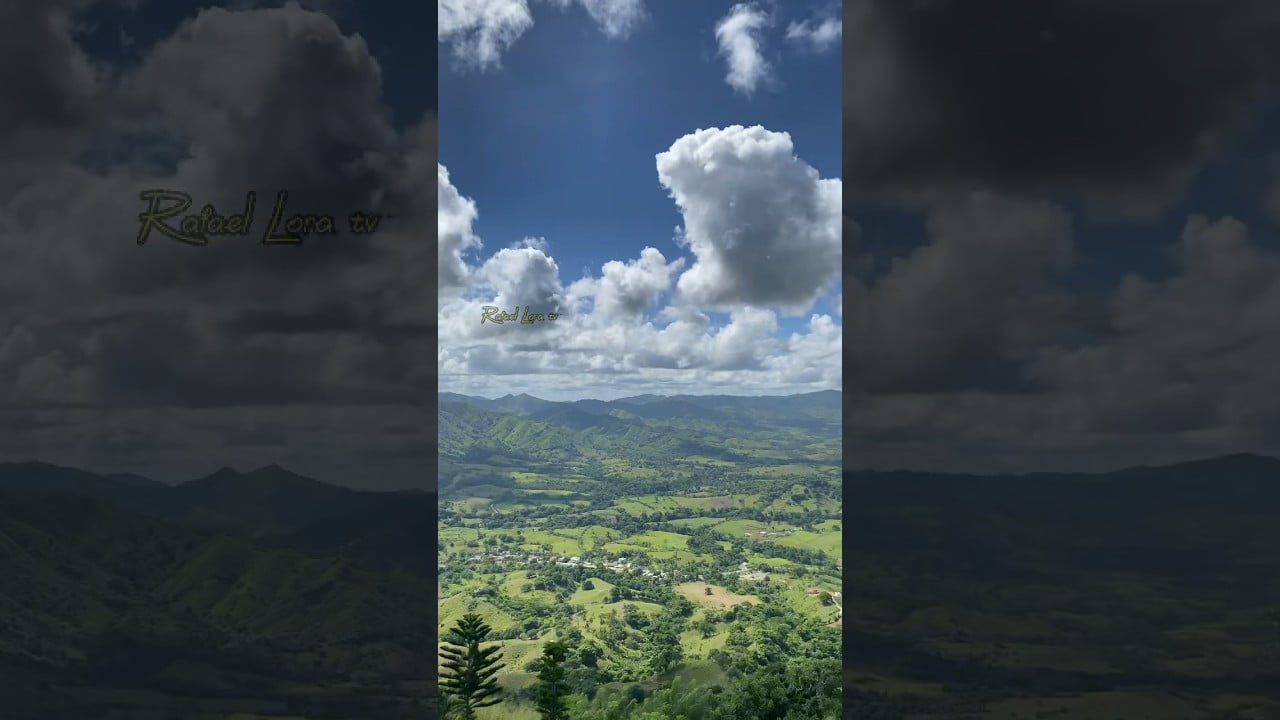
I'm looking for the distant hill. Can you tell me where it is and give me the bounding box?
[172,464,359,534]
[615,388,841,405]
[439,391,558,416]
[526,403,639,431]
[0,461,159,498]
[0,460,428,539]
[439,391,842,470]
[446,389,841,414]
[848,452,1280,498]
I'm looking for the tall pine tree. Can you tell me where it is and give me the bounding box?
[439,614,505,718]
[532,640,571,720]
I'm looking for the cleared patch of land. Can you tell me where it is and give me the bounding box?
[675,583,760,608]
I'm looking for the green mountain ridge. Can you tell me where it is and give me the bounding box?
[438,391,842,480]
[0,464,432,719]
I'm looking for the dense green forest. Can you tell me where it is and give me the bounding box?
[436,391,843,720]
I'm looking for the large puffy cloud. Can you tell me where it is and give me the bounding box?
[842,0,1280,214]
[0,3,433,488]
[477,244,566,312]
[715,3,773,95]
[847,192,1075,394]
[1034,216,1280,436]
[844,207,1280,473]
[657,125,841,313]
[567,247,685,321]
[766,313,841,385]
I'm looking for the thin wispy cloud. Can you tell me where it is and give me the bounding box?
[439,0,647,68]
[786,15,840,53]
[545,0,647,38]
[715,3,774,95]
[438,0,534,69]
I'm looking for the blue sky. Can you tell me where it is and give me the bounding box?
[438,0,842,400]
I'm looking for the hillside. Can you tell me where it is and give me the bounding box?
[843,454,1280,719]
[438,390,840,471]
[0,465,431,720]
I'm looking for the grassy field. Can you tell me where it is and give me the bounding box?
[675,583,760,608]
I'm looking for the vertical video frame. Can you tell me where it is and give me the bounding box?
[841,2,1280,719]
[437,1,843,718]
[0,2,435,718]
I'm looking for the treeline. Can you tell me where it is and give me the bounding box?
[439,504,838,534]
[439,612,840,720]
[439,455,838,517]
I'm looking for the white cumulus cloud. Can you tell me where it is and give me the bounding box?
[568,247,684,321]
[438,163,481,293]
[656,125,841,314]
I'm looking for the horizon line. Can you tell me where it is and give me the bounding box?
[440,388,843,402]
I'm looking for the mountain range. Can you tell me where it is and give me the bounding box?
[438,390,843,472]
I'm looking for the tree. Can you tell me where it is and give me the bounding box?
[532,640,571,720]
[439,614,506,718]
[647,635,683,675]
[562,626,584,647]
[579,640,603,668]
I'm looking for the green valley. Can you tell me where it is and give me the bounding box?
[436,391,842,720]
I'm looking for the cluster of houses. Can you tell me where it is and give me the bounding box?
[448,551,669,581]
[449,549,783,586]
